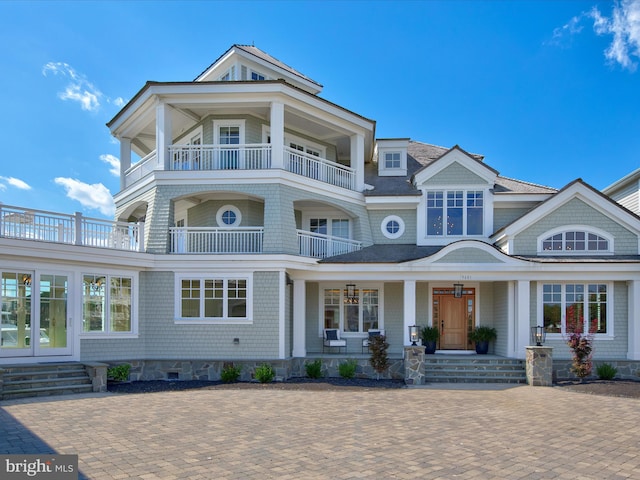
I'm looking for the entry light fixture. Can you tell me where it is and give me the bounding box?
[453,283,464,298]
[531,326,546,346]
[409,325,419,346]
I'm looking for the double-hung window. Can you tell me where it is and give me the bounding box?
[177,276,250,323]
[426,190,484,237]
[541,283,609,335]
[82,274,134,334]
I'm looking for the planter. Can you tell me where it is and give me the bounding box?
[424,340,437,354]
[475,340,489,355]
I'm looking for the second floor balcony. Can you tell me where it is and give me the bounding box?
[124,144,356,191]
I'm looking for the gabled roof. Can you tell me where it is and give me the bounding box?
[365,140,558,196]
[602,167,640,195]
[491,178,640,242]
[412,144,498,185]
[194,44,322,89]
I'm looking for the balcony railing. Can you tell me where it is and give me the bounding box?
[297,230,362,259]
[169,227,264,254]
[0,205,143,252]
[284,147,355,190]
[169,144,272,171]
[124,144,356,191]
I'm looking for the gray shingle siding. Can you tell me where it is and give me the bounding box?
[514,198,639,255]
[434,247,504,263]
[368,210,417,244]
[421,163,490,186]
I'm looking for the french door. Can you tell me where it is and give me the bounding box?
[0,271,72,357]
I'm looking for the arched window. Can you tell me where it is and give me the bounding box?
[539,228,612,254]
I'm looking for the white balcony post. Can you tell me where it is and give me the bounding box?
[270,101,284,169]
[137,221,145,252]
[628,280,640,360]
[119,137,131,190]
[156,101,172,170]
[404,280,416,346]
[292,279,307,357]
[350,133,365,191]
[74,212,83,246]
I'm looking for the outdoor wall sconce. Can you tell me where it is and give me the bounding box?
[233,338,240,345]
[531,326,546,346]
[409,325,419,346]
[453,283,464,298]
[345,284,358,304]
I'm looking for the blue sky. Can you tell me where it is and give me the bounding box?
[1,0,639,219]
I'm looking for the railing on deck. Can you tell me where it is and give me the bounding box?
[0,205,143,252]
[284,147,355,190]
[169,144,272,171]
[297,230,361,259]
[169,227,264,254]
[123,144,356,191]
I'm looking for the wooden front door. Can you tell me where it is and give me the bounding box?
[433,288,475,350]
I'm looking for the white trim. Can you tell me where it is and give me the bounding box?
[216,205,242,227]
[413,148,497,186]
[381,215,405,239]
[213,119,246,144]
[278,271,286,359]
[174,125,203,145]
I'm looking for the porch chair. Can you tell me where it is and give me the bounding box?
[323,328,347,353]
[362,329,385,353]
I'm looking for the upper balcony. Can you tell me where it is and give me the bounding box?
[124,143,356,191]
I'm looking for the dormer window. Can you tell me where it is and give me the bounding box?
[251,71,266,81]
[376,139,408,177]
[538,228,612,255]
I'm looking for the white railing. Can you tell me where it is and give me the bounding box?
[0,205,143,252]
[124,144,357,191]
[169,144,272,171]
[170,227,264,254]
[124,151,158,187]
[297,230,361,259]
[285,146,355,190]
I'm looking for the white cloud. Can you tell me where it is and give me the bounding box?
[0,176,32,190]
[112,97,126,107]
[551,0,640,71]
[42,62,103,111]
[591,0,640,71]
[100,154,120,177]
[54,177,115,217]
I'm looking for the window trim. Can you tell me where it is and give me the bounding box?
[216,205,242,227]
[377,148,407,176]
[174,274,253,325]
[380,215,405,239]
[318,283,384,337]
[537,226,614,255]
[213,120,246,145]
[80,272,138,338]
[537,281,613,338]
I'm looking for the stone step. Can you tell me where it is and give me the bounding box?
[4,376,92,390]
[423,356,526,383]
[3,384,94,400]
[1,362,93,400]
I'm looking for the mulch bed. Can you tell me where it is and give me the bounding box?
[554,379,640,399]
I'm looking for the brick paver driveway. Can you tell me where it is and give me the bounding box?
[1,385,639,479]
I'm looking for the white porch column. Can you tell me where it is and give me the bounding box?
[350,133,365,191]
[270,101,284,169]
[156,101,172,170]
[119,137,131,190]
[506,281,516,357]
[514,280,531,359]
[403,280,416,346]
[628,280,640,360]
[292,278,307,357]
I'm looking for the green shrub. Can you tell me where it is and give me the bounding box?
[254,363,275,383]
[338,359,358,379]
[107,363,131,382]
[596,363,618,380]
[305,359,323,379]
[220,363,242,383]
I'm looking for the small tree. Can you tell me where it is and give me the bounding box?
[566,332,594,381]
[369,334,389,379]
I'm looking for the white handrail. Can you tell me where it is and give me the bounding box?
[297,230,361,258]
[170,227,264,254]
[284,146,355,190]
[0,205,143,251]
[169,144,272,171]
